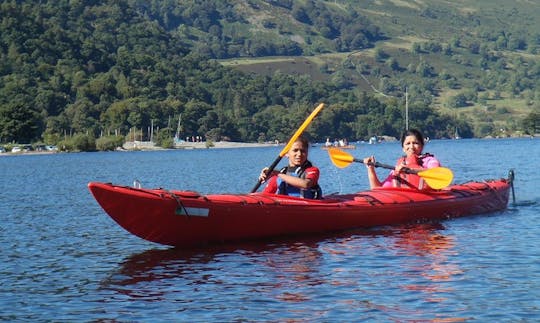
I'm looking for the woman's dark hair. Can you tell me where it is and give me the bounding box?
[400,129,425,146]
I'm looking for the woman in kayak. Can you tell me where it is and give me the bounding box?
[259,136,322,199]
[363,128,440,190]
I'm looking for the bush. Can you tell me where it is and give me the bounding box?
[155,128,174,148]
[96,135,124,151]
[159,137,174,149]
[58,134,96,152]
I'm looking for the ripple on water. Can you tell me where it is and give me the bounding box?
[1,139,539,321]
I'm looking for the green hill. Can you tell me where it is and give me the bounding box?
[215,0,540,137]
[1,0,539,150]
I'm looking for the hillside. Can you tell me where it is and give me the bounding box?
[1,0,539,150]
[215,0,540,137]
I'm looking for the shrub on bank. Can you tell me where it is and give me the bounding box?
[57,134,96,152]
[96,135,124,151]
[155,128,174,148]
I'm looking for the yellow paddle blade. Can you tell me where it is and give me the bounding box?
[327,148,355,168]
[279,103,325,157]
[417,167,454,189]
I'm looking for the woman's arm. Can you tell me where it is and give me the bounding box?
[364,156,383,188]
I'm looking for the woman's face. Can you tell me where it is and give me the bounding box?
[402,135,423,156]
[287,141,308,166]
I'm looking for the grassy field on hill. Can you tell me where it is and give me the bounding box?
[218,0,540,136]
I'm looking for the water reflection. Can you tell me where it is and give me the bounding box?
[102,225,465,321]
[101,243,269,300]
[101,238,326,301]
[387,224,466,322]
[390,224,463,309]
[393,223,462,280]
[258,243,325,304]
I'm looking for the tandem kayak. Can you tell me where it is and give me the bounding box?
[88,171,514,247]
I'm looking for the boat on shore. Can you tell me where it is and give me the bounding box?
[323,137,355,149]
[88,171,514,248]
[321,144,356,150]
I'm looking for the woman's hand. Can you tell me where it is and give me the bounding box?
[363,156,376,169]
[397,154,423,174]
[395,163,408,174]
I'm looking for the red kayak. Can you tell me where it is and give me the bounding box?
[88,172,513,247]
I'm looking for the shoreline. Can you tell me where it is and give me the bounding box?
[124,141,280,150]
[2,136,537,156]
[0,141,280,156]
[176,141,280,149]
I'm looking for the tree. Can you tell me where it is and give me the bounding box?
[447,93,468,108]
[0,100,42,143]
[416,61,435,77]
[523,112,540,134]
[182,100,212,138]
[387,57,400,71]
[411,42,422,54]
[374,48,388,62]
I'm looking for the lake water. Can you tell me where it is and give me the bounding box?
[1,138,539,321]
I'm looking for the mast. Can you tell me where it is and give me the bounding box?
[150,119,154,142]
[405,87,409,130]
[176,114,182,139]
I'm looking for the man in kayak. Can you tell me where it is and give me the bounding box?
[363,128,441,190]
[259,136,322,199]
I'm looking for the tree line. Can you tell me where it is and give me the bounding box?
[0,0,538,151]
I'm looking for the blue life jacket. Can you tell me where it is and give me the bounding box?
[276,161,322,199]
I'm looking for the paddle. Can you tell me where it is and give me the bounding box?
[327,147,453,189]
[251,103,325,193]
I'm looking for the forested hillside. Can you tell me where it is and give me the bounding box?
[1,0,539,151]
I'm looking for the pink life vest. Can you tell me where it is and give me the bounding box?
[382,153,440,190]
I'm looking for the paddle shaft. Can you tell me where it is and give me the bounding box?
[352,158,421,174]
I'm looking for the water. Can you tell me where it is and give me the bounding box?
[1,138,539,321]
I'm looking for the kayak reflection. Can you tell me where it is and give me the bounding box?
[101,224,463,320]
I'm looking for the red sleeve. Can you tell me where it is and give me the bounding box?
[304,166,320,185]
[262,175,278,194]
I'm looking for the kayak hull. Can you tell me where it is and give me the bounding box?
[88,178,511,247]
